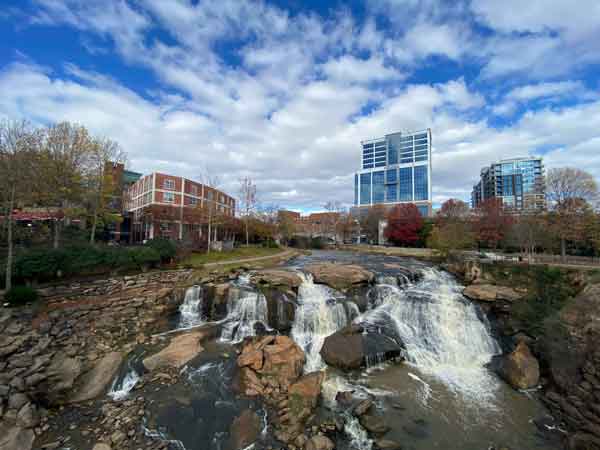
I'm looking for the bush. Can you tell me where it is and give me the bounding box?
[261,239,280,249]
[5,285,38,306]
[145,238,177,262]
[129,247,161,270]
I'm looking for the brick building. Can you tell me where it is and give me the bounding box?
[125,173,236,243]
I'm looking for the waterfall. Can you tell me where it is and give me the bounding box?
[220,287,269,343]
[291,273,351,372]
[108,368,140,401]
[358,267,501,403]
[178,285,204,329]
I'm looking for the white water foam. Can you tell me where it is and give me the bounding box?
[344,413,373,450]
[291,273,351,372]
[108,368,140,401]
[220,287,269,343]
[178,285,204,329]
[359,267,501,405]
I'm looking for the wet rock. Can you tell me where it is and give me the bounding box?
[494,342,540,390]
[229,409,261,450]
[353,398,374,416]
[262,288,297,332]
[463,284,523,302]
[375,439,403,450]
[320,324,403,371]
[288,371,325,417]
[91,444,112,450]
[44,352,82,404]
[568,432,600,450]
[0,422,35,450]
[305,435,335,450]
[305,263,374,291]
[359,412,390,436]
[16,401,39,428]
[143,330,205,371]
[251,269,303,289]
[8,392,29,410]
[69,352,123,403]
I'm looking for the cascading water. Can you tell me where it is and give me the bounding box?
[178,285,204,329]
[108,350,145,401]
[358,267,501,403]
[291,273,352,372]
[220,286,269,343]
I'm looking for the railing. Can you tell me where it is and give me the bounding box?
[462,251,600,267]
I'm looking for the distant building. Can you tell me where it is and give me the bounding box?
[277,210,342,239]
[471,157,546,212]
[106,162,142,241]
[125,173,236,243]
[353,129,432,217]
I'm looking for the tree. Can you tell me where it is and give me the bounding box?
[361,205,386,244]
[199,172,221,254]
[85,137,126,244]
[438,198,470,223]
[0,120,41,290]
[506,213,547,262]
[428,222,475,258]
[239,177,257,246]
[35,122,93,248]
[323,200,345,244]
[473,198,513,249]
[546,167,599,261]
[385,204,424,247]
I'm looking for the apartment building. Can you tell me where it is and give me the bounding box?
[125,172,236,243]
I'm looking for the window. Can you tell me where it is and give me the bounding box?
[417,205,429,217]
[386,184,397,202]
[399,167,413,201]
[372,171,385,203]
[164,192,175,203]
[191,185,198,195]
[207,191,214,200]
[354,174,358,205]
[386,169,397,184]
[414,165,429,201]
[360,173,371,205]
[164,179,175,190]
[190,196,197,205]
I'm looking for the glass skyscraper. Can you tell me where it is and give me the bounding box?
[354,129,433,217]
[471,157,546,212]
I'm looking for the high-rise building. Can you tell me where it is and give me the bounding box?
[353,129,432,217]
[471,157,546,212]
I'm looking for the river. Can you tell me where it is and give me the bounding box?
[110,250,561,450]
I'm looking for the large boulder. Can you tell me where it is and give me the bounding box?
[305,263,374,291]
[228,409,262,450]
[143,330,206,372]
[494,342,540,390]
[463,284,523,302]
[0,422,35,450]
[561,284,600,339]
[320,324,403,370]
[69,352,123,403]
[287,372,325,420]
[305,435,335,450]
[43,351,83,405]
[251,270,303,290]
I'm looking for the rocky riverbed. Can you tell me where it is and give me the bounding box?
[1,251,585,450]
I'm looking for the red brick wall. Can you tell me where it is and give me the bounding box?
[155,173,182,192]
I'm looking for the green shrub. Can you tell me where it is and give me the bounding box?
[129,247,161,270]
[145,238,177,262]
[262,239,280,249]
[14,248,65,281]
[5,285,38,306]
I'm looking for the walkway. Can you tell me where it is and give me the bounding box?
[201,249,296,267]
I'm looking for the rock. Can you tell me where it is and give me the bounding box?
[288,372,325,418]
[91,444,112,450]
[305,435,335,450]
[238,349,264,371]
[353,398,374,416]
[8,392,29,410]
[229,409,261,450]
[111,430,126,444]
[495,342,540,390]
[69,352,123,403]
[0,422,35,450]
[251,270,303,289]
[258,336,305,387]
[16,402,40,428]
[320,325,403,370]
[375,439,403,450]
[44,352,82,404]
[359,413,390,436]
[143,330,205,371]
[305,263,374,291]
[463,284,523,302]
[561,284,600,337]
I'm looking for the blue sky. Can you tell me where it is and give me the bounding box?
[1,0,600,212]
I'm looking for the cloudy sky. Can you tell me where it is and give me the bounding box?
[1,0,599,212]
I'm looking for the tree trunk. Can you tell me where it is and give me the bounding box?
[5,186,16,292]
[245,216,249,246]
[207,211,212,254]
[53,219,60,249]
[561,237,567,263]
[90,210,98,245]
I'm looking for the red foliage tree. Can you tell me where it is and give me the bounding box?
[473,198,514,249]
[385,204,424,247]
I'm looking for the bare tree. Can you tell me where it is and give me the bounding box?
[85,137,127,244]
[546,167,599,261]
[199,171,221,254]
[0,120,41,290]
[323,200,346,244]
[239,177,257,246]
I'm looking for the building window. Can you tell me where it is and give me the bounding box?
[190,196,197,206]
[414,165,429,201]
[164,192,175,203]
[399,167,413,201]
[191,185,198,195]
[354,174,358,205]
[207,191,214,200]
[386,184,397,202]
[373,171,385,204]
[164,179,175,190]
[360,173,371,205]
[417,205,429,217]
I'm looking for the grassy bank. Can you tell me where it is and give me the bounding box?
[184,245,285,267]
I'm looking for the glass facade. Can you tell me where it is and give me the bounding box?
[356,129,432,216]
